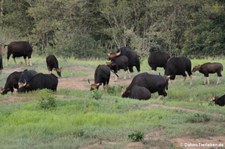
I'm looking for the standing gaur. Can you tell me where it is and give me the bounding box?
[165,57,192,85]
[122,72,170,97]
[0,71,22,94]
[192,62,223,85]
[107,55,129,81]
[46,55,62,77]
[211,95,225,106]
[108,47,140,73]
[148,51,170,71]
[89,65,111,90]
[122,85,151,100]
[4,41,33,66]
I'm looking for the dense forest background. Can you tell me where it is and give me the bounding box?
[0,0,225,58]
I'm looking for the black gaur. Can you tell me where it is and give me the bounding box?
[192,62,223,85]
[122,72,170,97]
[108,47,140,73]
[107,55,129,81]
[0,71,22,94]
[89,65,111,90]
[148,51,170,71]
[122,85,151,100]
[165,57,192,85]
[18,73,58,92]
[4,41,33,66]
[211,95,225,106]
[46,55,62,77]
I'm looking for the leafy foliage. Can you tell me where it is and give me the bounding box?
[128,131,144,142]
[0,0,225,57]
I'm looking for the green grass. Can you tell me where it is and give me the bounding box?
[0,56,225,148]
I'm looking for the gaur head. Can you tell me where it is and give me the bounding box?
[90,83,101,90]
[88,79,101,90]
[107,50,121,59]
[192,65,201,72]
[106,61,117,73]
[164,75,171,90]
[0,87,5,95]
[121,89,130,98]
[211,96,217,102]
[54,67,62,77]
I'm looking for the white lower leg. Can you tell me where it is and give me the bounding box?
[189,76,192,85]
[124,70,128,79]
[204,77,207,85]
[217,77,222,84]
[206,77,210,85]
[29,59,32,66]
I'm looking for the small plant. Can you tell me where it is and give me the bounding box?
[128,131,144,142]
[107,85,123,95]
[39,92,56,109]
[91,89,102,100]
[186,113,210,123]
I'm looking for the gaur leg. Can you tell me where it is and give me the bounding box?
[128,66,134,73]
[28,58,32,66]
[217,72,222,85]
[204,74,209,85]
[24,56,28,65]
[124,69,131,79]
[13,58,17,64]
[114,73,118,82]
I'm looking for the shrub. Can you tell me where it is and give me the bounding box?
[186,113,210,123]
[128,131,144,142]
[91,90,102,100]
[38,90,57,109]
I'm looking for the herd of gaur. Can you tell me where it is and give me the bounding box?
[0,41,224,106]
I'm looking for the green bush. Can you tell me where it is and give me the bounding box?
[38,90,57,109]
[91,90,103,100]
[186,113,210,123]
[128,131,144,142]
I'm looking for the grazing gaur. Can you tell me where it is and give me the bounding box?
[0,71,22,94]
[107,55,129,81]
[89,65,111,90]
[165,57,192,85]
[192,62,223,85]
[18,69,37,88]
[18,73,58,92]
[108,47,140,73]
[148,51,170,71]
[122,72,170,97]
[46,55,62,77]
[4,41,33,66]
[122,85,151,100]
[211,95,225,106]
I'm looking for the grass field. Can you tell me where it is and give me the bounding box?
[0,56,225,149]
